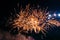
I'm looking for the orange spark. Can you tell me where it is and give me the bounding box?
[6,4,60,35]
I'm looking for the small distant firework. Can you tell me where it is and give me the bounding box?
[6,4,60,35]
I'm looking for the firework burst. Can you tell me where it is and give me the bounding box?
[6,4,60,36]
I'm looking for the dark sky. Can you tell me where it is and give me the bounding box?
[0,1,60,26]
[0,0,60,25]
[19,0,60,10]
[0,0,60,14]
[1,0,60,10]
[0,0,60,27]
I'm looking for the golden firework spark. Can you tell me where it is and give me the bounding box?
[6,4,60,35]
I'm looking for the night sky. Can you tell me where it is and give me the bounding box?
[0,0,60,25]
[0,0,60,40]
[0,0,60,16]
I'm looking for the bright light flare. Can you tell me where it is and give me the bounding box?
[53,13,57,16]
[58,13,60,17]
[48,14,52,19]
[48,14,52,17]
